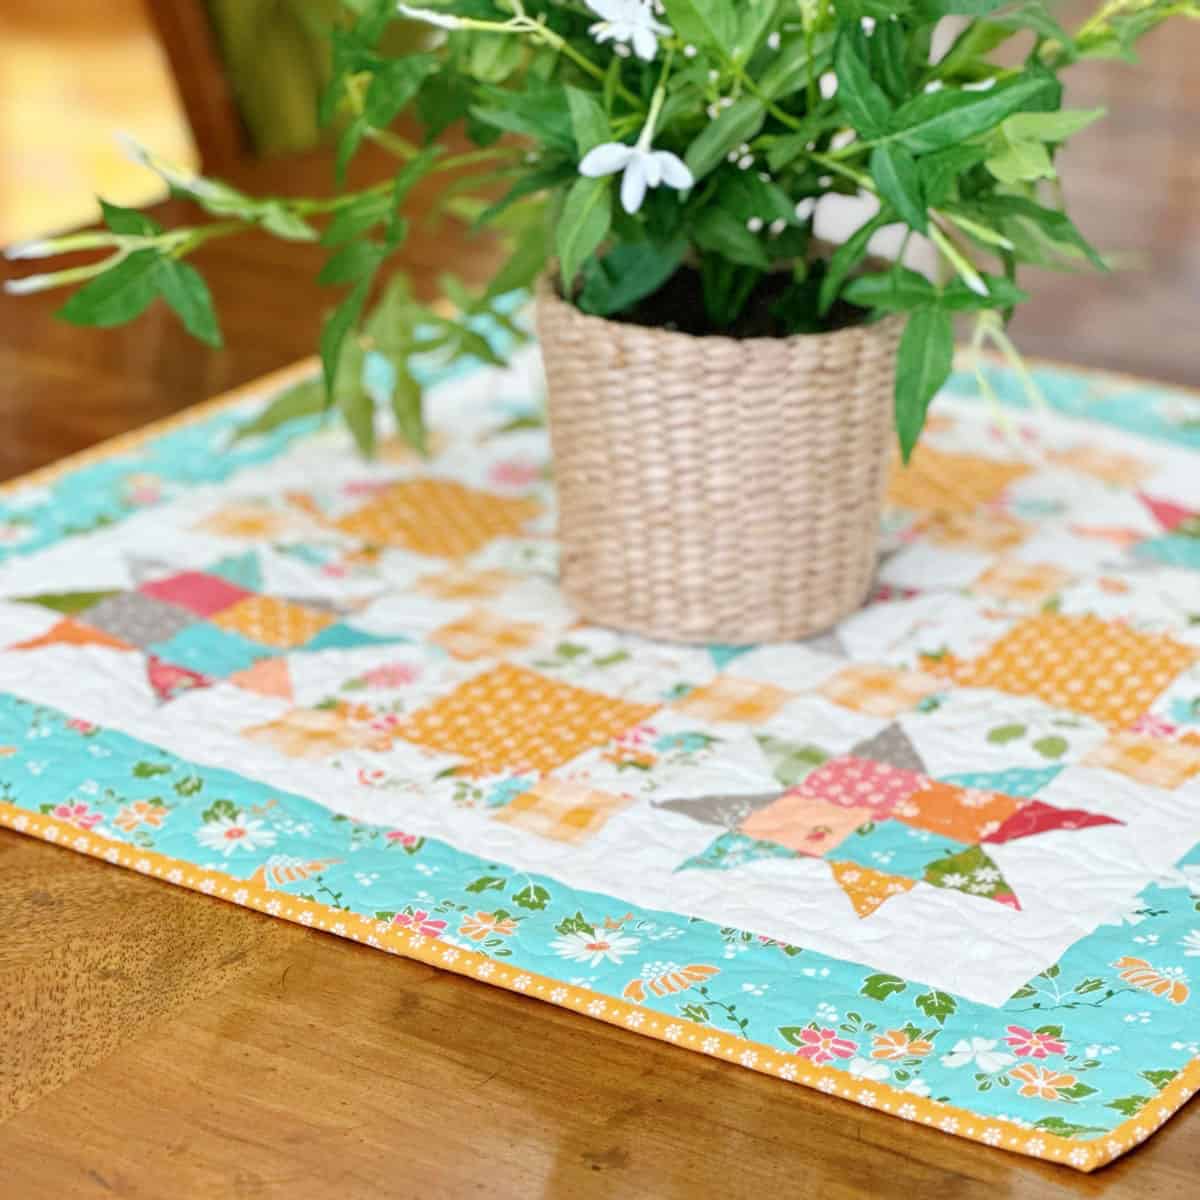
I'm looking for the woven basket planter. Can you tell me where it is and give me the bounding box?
[535,280,905,645]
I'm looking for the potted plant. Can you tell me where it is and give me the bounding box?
[7,0,1195,642]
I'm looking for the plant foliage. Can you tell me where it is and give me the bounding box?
[8,0,1198,459]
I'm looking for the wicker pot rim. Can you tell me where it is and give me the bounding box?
[537,274,904,356]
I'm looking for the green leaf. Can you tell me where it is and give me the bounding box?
[685,97,767,181]
[939,275,1028,311]
[778,1026,811,1047]
[1032,735,1069,759]
[234,378,326,442]
[691,207,771,269]
[661,0,737,51]
[919,144,989,206]
[566,86,610,157]
[320,276,371,401]
[914,989,958,1025]
[889,72,1063,155]
[157,259,222,347]
[818,210,893,316]
[1032,1116,1107,1136]
[318,240,387,287]
[554,910,593,936]
[737,0,782,58]
[390,359,425,454]
[557,175,613,292]
[1004,107,1105,143]
[986,723,1026,745]
[835,32,893,140]
[895,306,954,462]
[201,798,238,824]
[512,883,551,911]
[860,972,909,1001]
[364,54,439,127]
[843,267,937,312]
[972,195,1107,271]
[1141,1069,1179,1091]
[57,249,162,328]
[486,221,548,300]
[99,199,162,236]
[1105,1094,1151,1117]
[335,340,374,458]
[870,144,927,233]
[132,761,172,779]
[466,875,507,894]
[578,237,687,317]
[1072,977,1106,995]
[1056,1082,1098,1101]
[986,137,1054,185]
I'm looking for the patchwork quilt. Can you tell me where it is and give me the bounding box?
[3,345,1200,1171]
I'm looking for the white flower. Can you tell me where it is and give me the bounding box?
[195,813,277,857]
[585,0,671,61]
[579,141,693,214]
[1181,930,1200,956]
[847,1056,889,1082]
[940,1037,1014,1074]
[902,1078,932,1097]
[550,929,641,966]
[397,3,463,30]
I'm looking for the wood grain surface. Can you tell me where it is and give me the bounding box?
[3,24,1200,1196]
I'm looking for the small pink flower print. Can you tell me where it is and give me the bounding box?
[343,480,391,498]
[1004,1025,1067,1059]
[67,718,98,735]
[51,801,102,831]
[362,662,420,689]
[794,1027,857,1066]
[489,460,540,489]
[321,563,349,578]
[392,909,447,938]
[385,830,420,848]
[358,768,387,787]
[124,473,163,506]
[1129,713,1177,739]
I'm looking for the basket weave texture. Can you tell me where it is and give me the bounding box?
[535,280,905,645]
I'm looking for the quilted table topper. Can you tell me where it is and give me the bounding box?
[4,346,1200,1173]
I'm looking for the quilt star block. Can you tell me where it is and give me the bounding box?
[739,792,876,856]
[210,595,336,648]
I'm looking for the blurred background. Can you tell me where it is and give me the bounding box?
[0,1,1197,385]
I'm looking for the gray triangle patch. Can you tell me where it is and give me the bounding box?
[656,791,783,829]
[125,556,175,585]
[850,723,926,774]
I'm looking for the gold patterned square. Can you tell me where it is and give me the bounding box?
[334,479,540,557]
[492,780,631,844]
[888,445,1031,515]
[1084,732,1200,790]
[820,665,942,718]
[673,676,793,724]
[948,613,1197,729]
[210,596,335,649]
[972,559,1073,605]
[430,609,542,661]
[395,663,658,777]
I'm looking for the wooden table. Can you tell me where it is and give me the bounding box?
[4,37,1200,1194]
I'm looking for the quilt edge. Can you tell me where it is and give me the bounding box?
[4,799,1194,1175]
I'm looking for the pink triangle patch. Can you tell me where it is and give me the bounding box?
[228,657,293,700]
[1139,493,1197,532]
[982,800,1121,844]
[146,655,213,702]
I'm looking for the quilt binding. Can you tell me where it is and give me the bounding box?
[3,353,1199,1173]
